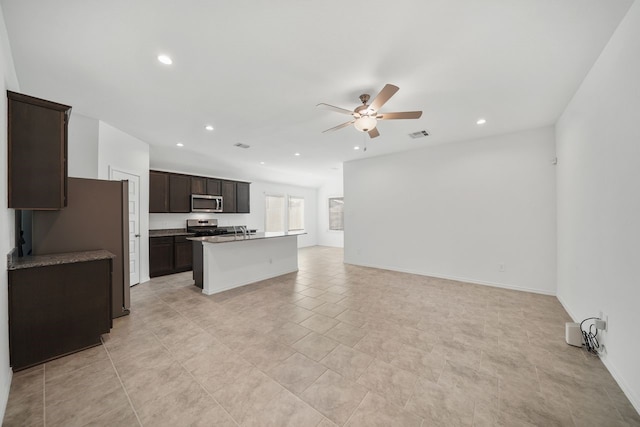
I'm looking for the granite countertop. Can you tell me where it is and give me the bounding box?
[149,229,196,237]
[8,249,115,271]
[188,231,306,244]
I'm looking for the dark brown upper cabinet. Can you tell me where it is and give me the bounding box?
[206,178,221,196]
[190,177,221,196]
[191,176,206,195]
[221,180,236,213]
[8,91,71,210]
[149,171,169,212]
[150,170,250,213]
[236,181,250,213]
[169,174,190,213]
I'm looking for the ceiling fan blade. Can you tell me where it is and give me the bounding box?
[377,111,423,120]
[369,84,399,112]
[316,103,355,116]
[322,120,355,133]
[368,128,380,138]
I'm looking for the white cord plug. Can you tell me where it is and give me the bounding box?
[595,319,607,331]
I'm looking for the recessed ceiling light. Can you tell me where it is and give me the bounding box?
[260,161,265,165]
[176,142,184,147]
[294,152,300,156]
[354,146,360,150]
[205,125,214,131]
[157,54,173,65]
[476,118,487,125]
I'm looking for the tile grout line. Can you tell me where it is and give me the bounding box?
[148,328,240,426]
[341,390,369,427]
[145,296,242,426]
[101,338,144,427]
[152,273,365,425]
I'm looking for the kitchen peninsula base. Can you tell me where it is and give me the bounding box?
[190,232,303,295]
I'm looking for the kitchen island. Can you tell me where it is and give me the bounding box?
[189,231,305,295]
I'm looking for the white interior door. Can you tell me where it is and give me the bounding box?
[110,168,141,286]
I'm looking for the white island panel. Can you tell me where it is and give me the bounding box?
[202,234,298,295]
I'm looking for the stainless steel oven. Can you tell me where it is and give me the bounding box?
[191,194,223,213]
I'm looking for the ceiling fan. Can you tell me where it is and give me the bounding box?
[317,84,422,138]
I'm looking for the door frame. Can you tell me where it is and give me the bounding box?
[109,166,141,286]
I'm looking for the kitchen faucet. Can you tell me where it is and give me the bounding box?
[232,225,248,238]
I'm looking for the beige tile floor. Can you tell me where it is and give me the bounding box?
[3,246,640,426]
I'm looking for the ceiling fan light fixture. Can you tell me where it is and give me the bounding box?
[354,115,377,132]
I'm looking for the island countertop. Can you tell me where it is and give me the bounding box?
[188,231,306,244]
[8,249,115,270]
[149,229,195,238]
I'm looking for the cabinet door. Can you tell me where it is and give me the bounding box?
[8,92,71,210]
[9,259,111,370]
[149,237,174,277]
[191,177,206,195]
[169,174,191,213]
[149,171,169,213]
[206,178,221,196]
[174,236,193,272]
[221,181,236,213]
[236,182,251,213]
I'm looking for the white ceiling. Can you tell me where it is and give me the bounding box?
[2,0,633,187]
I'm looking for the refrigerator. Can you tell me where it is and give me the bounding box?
[31,177,131,318]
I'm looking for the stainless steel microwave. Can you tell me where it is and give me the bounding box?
[191,194,223,213]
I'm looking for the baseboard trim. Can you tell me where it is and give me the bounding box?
[345,260,556,296]
[201,268,299,296]
[556,294,640,416]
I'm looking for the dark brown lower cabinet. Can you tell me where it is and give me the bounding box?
[174,236,193,272]
[8,259,112,371]
[149,236,174,277]
[150,235,193,277]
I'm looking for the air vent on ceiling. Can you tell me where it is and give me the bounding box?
[234,143,250,149]
[408,130,430,139]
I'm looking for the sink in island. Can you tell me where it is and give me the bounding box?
[189,231,306,295]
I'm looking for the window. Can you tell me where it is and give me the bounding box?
[265,195,285,232]
[329,197,344,231]
[288,196,305,231]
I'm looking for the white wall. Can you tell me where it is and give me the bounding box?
[149,175,318,248]
[98,122,151,283]
[0,4,18,420]
[556,1,640,413]
[344,126,557,294]
[317,175,344,248]
[68,113,99,179]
